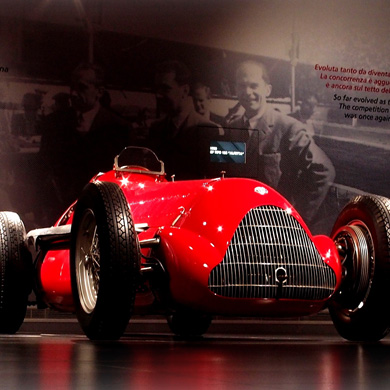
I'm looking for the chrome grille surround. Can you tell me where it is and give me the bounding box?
[208,206,336,300]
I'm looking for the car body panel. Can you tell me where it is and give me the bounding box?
[33,163,342,318]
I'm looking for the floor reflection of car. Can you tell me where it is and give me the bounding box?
[1,146,390,342]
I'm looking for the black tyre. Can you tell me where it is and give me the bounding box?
[70,181,140,340]
[0,212,32,334]
[167,311,212,337]
[329,195,390,341]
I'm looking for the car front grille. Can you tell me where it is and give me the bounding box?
[208,206,336,300]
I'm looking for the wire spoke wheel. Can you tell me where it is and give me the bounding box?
[329,195,390,342]
[333,222,374,313]
[75,209,100,314]
[71,181,140,340]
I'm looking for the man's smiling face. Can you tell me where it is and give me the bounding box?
[235,62,272,118]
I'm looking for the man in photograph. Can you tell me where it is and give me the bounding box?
[228,60,335,224]
[192,82,225,126]
[148,60,221,179]
[39,62,131,221]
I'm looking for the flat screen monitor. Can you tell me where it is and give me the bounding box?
[197,126,259,179]
[210,141,246,163]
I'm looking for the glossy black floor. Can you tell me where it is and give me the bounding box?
[2,313,390,390]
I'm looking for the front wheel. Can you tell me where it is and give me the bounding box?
[0,212,32,334]
[70,181,140,340]
[329,195,390,341]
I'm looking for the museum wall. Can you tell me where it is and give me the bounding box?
[0,0,389,234]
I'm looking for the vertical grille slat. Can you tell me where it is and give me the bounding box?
[208,206,336,300]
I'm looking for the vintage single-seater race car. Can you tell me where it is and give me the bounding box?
[1,146,390,341]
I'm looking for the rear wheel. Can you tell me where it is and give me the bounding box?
[70,181,140,340]
[329,195,390,341]
[167,311,212,337]
[0,212,32,334]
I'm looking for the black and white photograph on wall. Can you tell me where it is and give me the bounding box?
[0,0,389,235]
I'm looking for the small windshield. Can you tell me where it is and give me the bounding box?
[114,147,165,175]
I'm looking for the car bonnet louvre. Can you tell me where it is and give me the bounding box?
[208,206,336,300]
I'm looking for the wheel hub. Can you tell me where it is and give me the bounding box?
[334,222,375,312]
[75,209,100,314]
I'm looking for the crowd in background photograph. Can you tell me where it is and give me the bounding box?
[0,57,336,234]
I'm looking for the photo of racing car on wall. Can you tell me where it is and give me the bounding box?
[0,146,390,341]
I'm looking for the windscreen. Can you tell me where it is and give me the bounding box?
[115,147,164,174]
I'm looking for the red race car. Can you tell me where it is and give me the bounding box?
[1,146,390,341]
